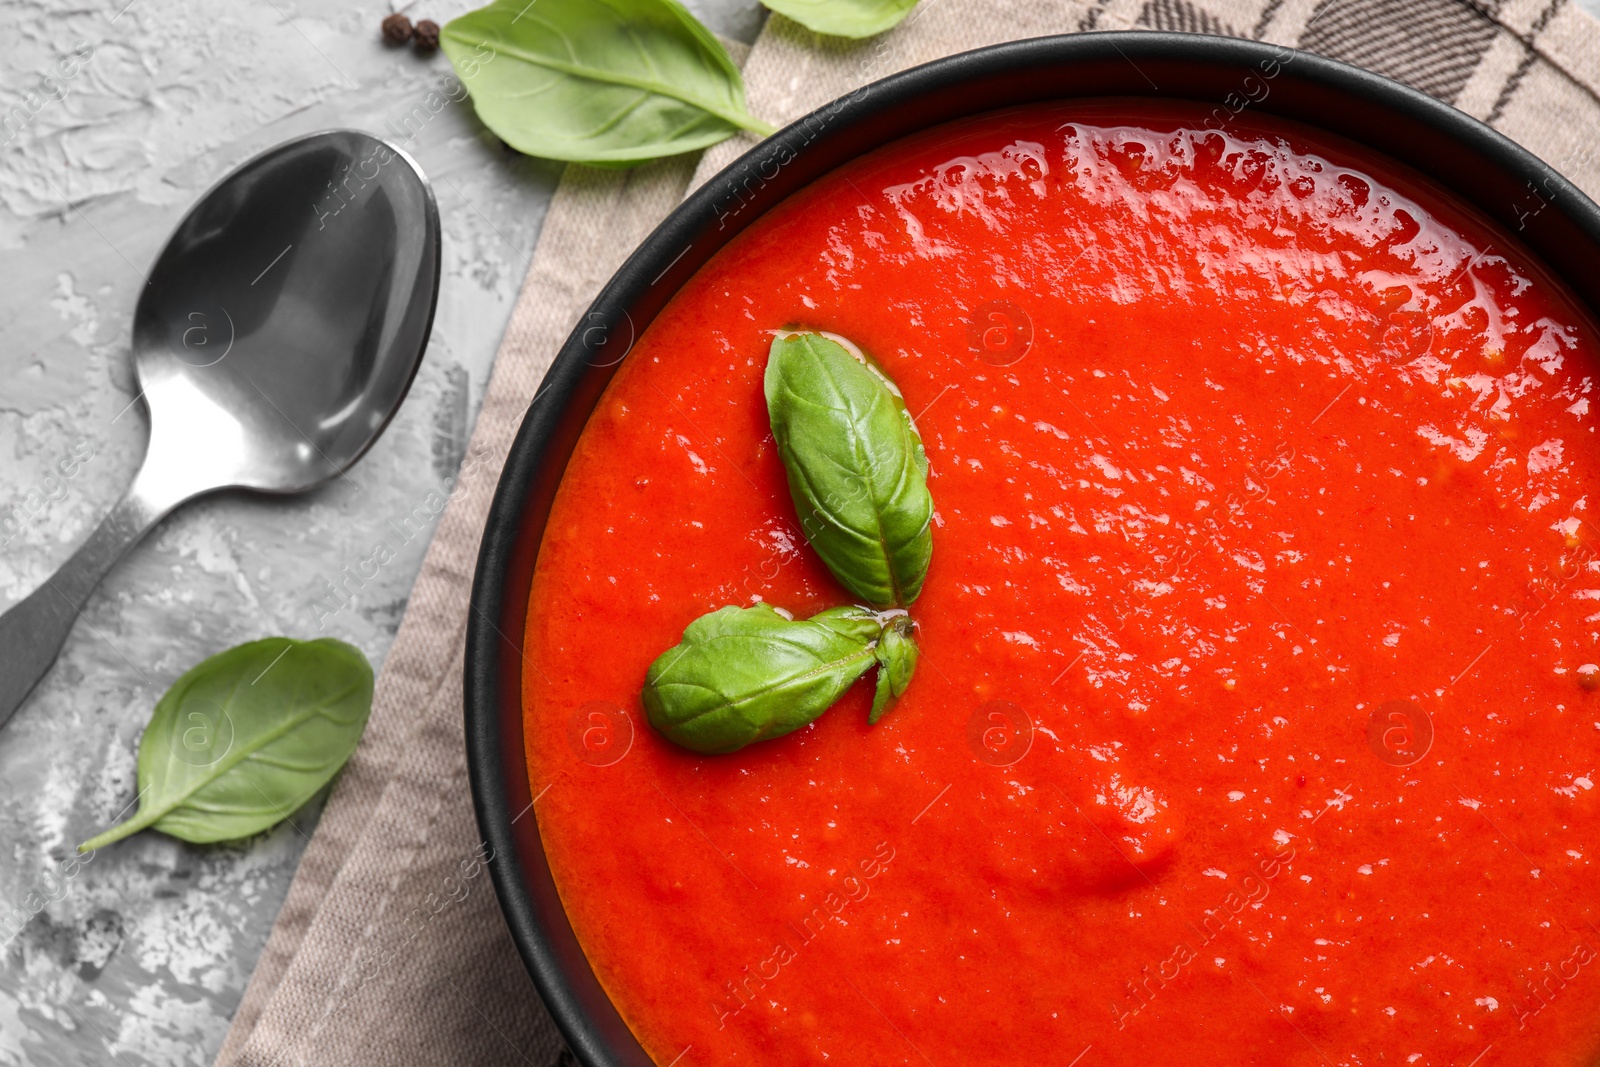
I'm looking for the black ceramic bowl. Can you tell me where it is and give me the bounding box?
[464,30,1600,1067]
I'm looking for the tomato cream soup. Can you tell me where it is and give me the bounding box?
[524,102,1600,1065]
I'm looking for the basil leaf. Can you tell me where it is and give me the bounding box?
[868,617,917,725]
[643,603,880,754]
[440,0,777,166]
[79,637,373,851]
[762,0,919,38]
[765,332,933,608]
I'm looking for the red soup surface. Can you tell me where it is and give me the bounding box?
[523,102,1600,1066]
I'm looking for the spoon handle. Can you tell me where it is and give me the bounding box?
[0,474,175,729]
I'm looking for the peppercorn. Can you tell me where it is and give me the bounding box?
[413,19,440,51]
[381,12,412,44]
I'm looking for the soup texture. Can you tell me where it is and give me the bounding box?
[523,102,1600,1065]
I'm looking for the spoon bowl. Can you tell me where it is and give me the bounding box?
[133,130,440,498]
[0,129,440,726]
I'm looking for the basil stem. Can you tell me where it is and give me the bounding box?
[643,604,882,754]
[869,616,917,725]
[764,333,933,608]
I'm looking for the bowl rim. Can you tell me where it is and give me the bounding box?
[465,29,1600,1067]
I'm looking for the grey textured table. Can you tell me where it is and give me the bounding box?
[6,2,1600,1065]
[0,1,757,1063]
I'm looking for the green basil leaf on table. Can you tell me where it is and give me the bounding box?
[79,637,373,852]
[868,616,917,725]
[441,0,777,166]
[761,0,919,39]
[643,603,882,754]
[765,332,934,608]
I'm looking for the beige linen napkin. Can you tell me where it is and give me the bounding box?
[215,1,1600,1064]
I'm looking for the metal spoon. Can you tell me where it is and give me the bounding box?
[0,129,440,727]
